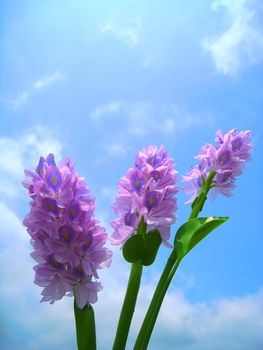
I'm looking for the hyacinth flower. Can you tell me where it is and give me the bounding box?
[111,145,178,349]
[134,129,252,350]
[111,144,178,246]
[23,154,112,350]
[182,128,252,218]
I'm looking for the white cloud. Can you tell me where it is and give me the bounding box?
[90,101,213,140]
[0,125,62,200]
[90,254,263,350]
[89,101,214,167]
[142,51,156,69]
[161,117,175,133]
[1,201,263,349]
[0,201,75,349]
[6,91,30,109]
[0,201,28,247]
[203,0,263,75]
[100,186,116,201]
[100,18,157,69]
[2,70,66,109]
[148,288,263,349]
[90,101,121,121]
[106,142,127,158]
[0,124,261,349]
[33,70,65,90]
[0,126,67,349]
[100,18,141,47]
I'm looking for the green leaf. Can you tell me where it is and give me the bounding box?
[74,300,96,350]
[174,216,229,260]
[123,229,162,266]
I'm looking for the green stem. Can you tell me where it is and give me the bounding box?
[134,258,181,350]
[188,171,216,220]
[133,250,177,350]
[133,171,216,349]
[74,300,96,350]
[113,262,143,350]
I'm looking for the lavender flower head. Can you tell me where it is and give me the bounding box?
[183,128,252,203]
[23,154,112,309]
[111,145,178,246]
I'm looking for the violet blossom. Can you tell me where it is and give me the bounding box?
[111,145,178,246]
[182,128,252,203]
[23,154,112,309]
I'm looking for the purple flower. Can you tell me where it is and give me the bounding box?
[23,154,112,309]
[68,200,80,221]
[42,198,59,216]
[183,129,252,202]
[182,163,206,204]
[111,145,178,246]
[46,165,62,191]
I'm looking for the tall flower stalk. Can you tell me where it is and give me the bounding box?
[111,144,178,247]
[21,128,252,350]
[111,145,178,349]
[23,154,112,349]
[134,128,252,349]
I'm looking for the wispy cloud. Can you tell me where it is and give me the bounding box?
[0,143,262,350]
[142,51,157,69]
[99,186,117,207]
[0,125,62,200]
[106,142,127,158]
[89,100,214,168]
[6,91,30,109]
[0,126,66,349]
[1,70,66,109]
[203,0,263,75]
[100,18,141,47]
[33,70,65,90]
[0,200,75,349]
[90,101,121,121]
[90,100,213,139]
[100,17,157,69]
[93,258,263,350]
[1,221,262,350]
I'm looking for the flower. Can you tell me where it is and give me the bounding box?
[23,154,112,309]
[111,145,178,246]
[182,128,252,202]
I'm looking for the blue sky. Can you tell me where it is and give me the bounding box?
[0,0,263,349]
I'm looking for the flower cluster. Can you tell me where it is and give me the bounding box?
[23,154,112,309]
[111,145,178,246]
[183,128,252,203]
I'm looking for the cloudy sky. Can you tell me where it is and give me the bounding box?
[1,0,263,349]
